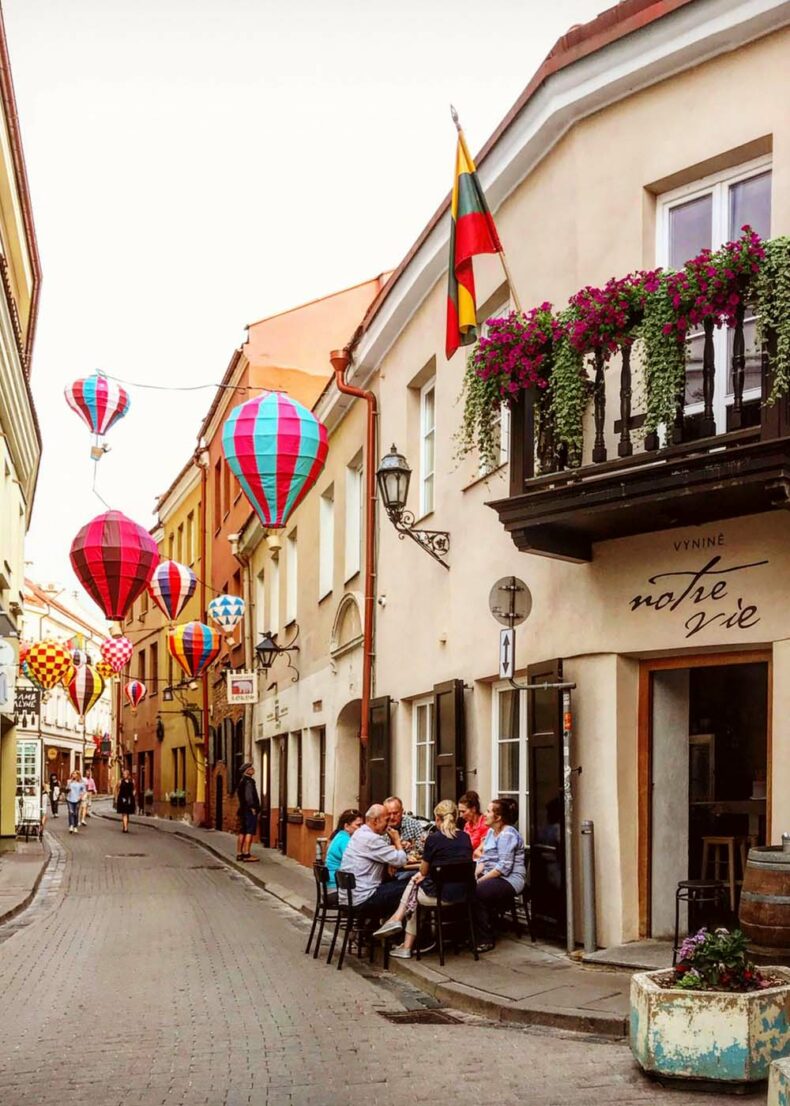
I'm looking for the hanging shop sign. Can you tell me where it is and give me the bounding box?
[227,671,258,705]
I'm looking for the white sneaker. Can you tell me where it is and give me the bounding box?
[69,826,74,833]
[373,919,404,939]
[73,828,78,834]
[390,946,413,959]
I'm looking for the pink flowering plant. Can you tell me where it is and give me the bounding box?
[470,305,556,402]
[673,928,769,993]
[568,271,660,358]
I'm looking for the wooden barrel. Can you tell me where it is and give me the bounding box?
[739,846,790,948]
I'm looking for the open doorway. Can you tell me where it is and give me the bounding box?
[645,654,769,938]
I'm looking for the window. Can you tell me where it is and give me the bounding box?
[137,650,146,685]
[177,523,184,563]
[186,511,195,564]
[413,698,435,818]
[168,531,175,561]
[419,380,436,516]
[222,460,231,518]
[285,530,297,625]
[318,727,326,812]
[344,456,363,581]
[478,306,512,474]
[269,556,280,635]
[658,159,771,432]
[150,642,159,696]
[288,730,302,807]
[319,485,334,599]
[492,685,529,841]
[140,587,149,616]
[213,461,222,532]
[255,569,265,637]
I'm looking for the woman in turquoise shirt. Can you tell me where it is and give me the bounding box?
[325,809,363,888]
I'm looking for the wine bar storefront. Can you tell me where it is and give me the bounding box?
[503,511,790,950]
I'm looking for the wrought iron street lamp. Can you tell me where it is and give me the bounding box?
[376,444,450,568]
[254,628,300,682]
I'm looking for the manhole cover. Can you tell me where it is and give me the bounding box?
[378,1009,460,1025]
[104,853,148,858]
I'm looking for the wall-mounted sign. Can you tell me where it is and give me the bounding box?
[15,682,39,720]
[226,670,258,705]
[489,576,532,627]
[628,553,767,640]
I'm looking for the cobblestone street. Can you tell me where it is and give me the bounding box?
[0,816,725,1106]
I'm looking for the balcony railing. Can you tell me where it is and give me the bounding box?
[492,318,790,562]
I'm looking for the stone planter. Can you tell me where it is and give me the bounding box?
[631,968,790,1085]
[768,1056,790,1105]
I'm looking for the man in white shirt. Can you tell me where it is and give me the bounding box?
[339,804,408,915]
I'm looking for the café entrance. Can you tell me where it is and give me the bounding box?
[641,652,770,938]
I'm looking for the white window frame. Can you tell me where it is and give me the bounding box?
[344,456,363,582]
[491,683,529,841]
[656,155,772,434]
[269,555,280,636]
[285,530,297,626]
[412,697,435,819]
[319,485,334,601]
[419,378,436,518]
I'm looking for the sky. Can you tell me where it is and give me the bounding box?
[5,0,603,593]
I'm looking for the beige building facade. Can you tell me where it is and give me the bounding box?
[274,0,790,950]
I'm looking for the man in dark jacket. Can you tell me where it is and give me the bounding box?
[236,762,260,863]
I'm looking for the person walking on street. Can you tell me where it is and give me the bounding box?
[115,769,136,833]
[40,782,48,837]
[80,769,97,825]
[50,777,60,818]
[65,770,86,834]
[236,762,260,862]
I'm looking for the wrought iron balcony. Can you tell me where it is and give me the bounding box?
[489,317,789,562]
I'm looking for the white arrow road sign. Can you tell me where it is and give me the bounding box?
[499,627,515,679]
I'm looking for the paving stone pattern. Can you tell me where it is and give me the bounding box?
[0,817,726,1106]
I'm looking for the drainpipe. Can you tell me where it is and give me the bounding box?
[195,446,211,828]
[329,348,376,747]
[229,531,254,763]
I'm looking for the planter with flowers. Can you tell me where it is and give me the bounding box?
[631,928,790,1086]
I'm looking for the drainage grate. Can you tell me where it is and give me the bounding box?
[104,853,148,859]
[378,1009,460,1025]
[189,864,224,870]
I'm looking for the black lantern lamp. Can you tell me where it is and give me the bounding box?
[254,628,300,682]
[376,444,450,568]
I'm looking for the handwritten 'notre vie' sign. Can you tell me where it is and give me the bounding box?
[628,555,768,639]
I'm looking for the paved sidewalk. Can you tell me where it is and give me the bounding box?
[97,803,632,1037]
[0,837,49,924]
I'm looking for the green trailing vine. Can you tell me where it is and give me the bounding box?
[755,235,790,404]
[457,353,505,474]
[549,314,585,466]
[639,272,686,435]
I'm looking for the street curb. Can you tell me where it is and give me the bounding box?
[0,838,51,928]
[97,810,628,1038]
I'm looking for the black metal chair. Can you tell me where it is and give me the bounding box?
[327,871,377,971]
[492,849,535,943]
[415,861,479,967]
[673,879,729,965]
[304,862,339,959]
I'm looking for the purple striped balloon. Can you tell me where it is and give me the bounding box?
[148,561,197,623]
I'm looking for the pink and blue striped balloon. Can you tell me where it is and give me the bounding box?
[65,373,130,439]
[221,392,328,529]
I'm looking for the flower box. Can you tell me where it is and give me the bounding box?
[286,811,304,825]
[305,816,326,831]
[631,967,790,1084]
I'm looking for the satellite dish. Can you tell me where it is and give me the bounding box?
[488,576,532,627]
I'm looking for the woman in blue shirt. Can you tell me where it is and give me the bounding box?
[65,771,86,834]
[474,797,527,951]
[325,808,363,888]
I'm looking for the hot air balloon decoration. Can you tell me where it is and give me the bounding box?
[148,561,197,623]
[20,659,45,690]
[221,392,328,530]
[124,679,147,713]
[208,594,245,646]
[70,511,159,621]
[95,659,115,681]
[71,648,92,668]
[18,640,30,667]
[64,372,130,460]
[66,665,105,724]
[25,640,73,700]
[100,636,134,675]
[167,621,220,681]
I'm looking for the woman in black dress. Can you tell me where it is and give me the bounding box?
[115,769,136,833]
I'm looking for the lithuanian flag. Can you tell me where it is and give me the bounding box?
[446,130,502,360]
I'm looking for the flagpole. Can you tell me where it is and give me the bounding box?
[450,105,523,315]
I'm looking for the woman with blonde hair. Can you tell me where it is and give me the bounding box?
[372,798,473,958]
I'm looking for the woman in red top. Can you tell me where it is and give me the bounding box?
[459,791,488,854]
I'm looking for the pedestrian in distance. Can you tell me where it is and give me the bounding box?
[235,762,260,863]
[80,768,97,824]
[115,768,136,833]
[65,770,86,834]
[50,777,60,817]
[40,781,48,837]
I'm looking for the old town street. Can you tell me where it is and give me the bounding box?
[0,817,705,1106]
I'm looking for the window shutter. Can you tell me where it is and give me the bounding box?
[526,657,566,938]
[433,679,466,801]
[363,696,391,809]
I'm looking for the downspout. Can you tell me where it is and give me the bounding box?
[195,447,211,828]
[329,348,376,746]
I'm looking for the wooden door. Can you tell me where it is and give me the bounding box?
[434,680,465,800]
[527,658,566,939]
[259,740,271,848]
[361,697,390,810]
[277,736,288,854]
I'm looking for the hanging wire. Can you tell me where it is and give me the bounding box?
[101,371,272,394]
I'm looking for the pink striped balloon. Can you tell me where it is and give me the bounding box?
[148,560,196,623]
[124,680,147,713]
[65,373,130,439]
